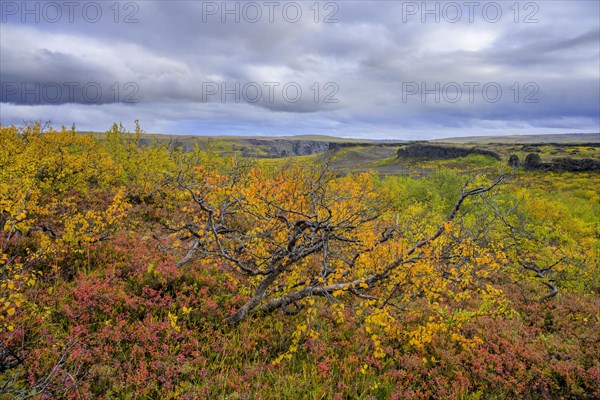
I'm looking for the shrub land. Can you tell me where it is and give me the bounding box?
[1,122,599,399]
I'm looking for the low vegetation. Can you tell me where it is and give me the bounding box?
[1,122,598,399]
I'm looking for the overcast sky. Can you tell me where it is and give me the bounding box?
[1,1,599,139]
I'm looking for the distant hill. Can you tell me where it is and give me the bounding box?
[435,133,599,144]
[78,131,599,159]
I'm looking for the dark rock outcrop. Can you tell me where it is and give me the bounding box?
[397,144,501,160]
[523,153,600,172]
[551,157,600,171]
[328,142,406,151]
[265,140,329,157]
[328,142,362,151]
[508,154,520,167]
[233,139,330,157]
[523,153,542,170]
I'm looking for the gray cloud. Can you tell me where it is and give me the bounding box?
[1,0,598,138]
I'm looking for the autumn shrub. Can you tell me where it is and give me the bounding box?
[1,122,598,399]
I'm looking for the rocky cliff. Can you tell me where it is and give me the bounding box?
[397,144,501,160]
[237,139,330,157]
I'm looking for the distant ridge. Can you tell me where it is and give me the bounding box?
[435,133,599,144]
[78,131,599,145]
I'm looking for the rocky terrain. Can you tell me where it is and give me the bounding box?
[234,139,329,157]
[396,144,501,160]
[521,153,600,172]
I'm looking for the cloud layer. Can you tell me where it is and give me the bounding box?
[1,1,598,139]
